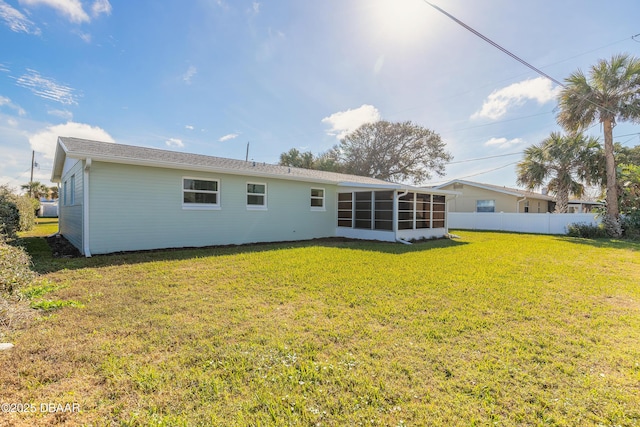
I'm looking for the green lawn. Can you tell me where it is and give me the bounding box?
[1,223,639,426]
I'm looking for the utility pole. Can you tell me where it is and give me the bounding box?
[29,150,35,197]
[245,142,250,162]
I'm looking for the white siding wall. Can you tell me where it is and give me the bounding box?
[87,162,338,254]
[58,159,84,252]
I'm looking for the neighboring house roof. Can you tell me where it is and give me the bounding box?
[51,137,456,194]
[433,179,556,201]
[568,199,604,205]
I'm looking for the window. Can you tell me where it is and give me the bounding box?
[374,191,394,230]
[524,201,529,213]
[70,175,75,205]
[415,193,431,229]
[354,191,372,229]
[432,195,446,228]
[183,178,219,208]
[247,182,266,209]
[476,199,495,213]
[310,188,325,210]
[337,192,353,227]
[398,192,415,230]
[63,180,68,206]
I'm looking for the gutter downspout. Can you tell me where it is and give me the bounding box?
[83,158,92,257]
[517,197,527,213]
[395,187,412,245]
[445,193,458,235]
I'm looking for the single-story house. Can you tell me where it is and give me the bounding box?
[567,199,603,213]
[433,179,555,213]
[51,137,458,256]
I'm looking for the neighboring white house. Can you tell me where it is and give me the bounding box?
[51,137,458,256]
[38,199,59,218]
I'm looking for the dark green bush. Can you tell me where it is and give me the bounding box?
[566,222,608,239]
[621,212,640,239]
[0,186,36,237]
[0,199,20,238]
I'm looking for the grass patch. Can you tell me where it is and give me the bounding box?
[0,228,639,426]
[20,281,62,299]
[29,299,84,311]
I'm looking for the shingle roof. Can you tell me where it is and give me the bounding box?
[434,179,556,201]
[53,137,454,194]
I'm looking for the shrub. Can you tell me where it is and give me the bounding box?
[621,212,640,240]
[0,236,36,295]
[566,222,608,239]
[0,186,36,236]
[0,199,20,238]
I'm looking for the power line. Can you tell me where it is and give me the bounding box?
[448,151,522,165]
[429,161,520,185]
[421,0,566,87]
[421,0,623,121]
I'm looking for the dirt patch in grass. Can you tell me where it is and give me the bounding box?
[45,234,81,258]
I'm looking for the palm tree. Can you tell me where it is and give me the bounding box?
[20,181,48,199]
[48,185,59,200]
[516,132,602,213]
[557,54,640,236]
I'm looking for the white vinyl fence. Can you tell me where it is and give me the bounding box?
[448,212,600,235]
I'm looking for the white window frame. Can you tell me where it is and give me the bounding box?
[182,177,221,210]
[246,182,267,210]
[63,180,68,206]
[476,199,495,213]
[310,187,325,211]
[70,174,75,205]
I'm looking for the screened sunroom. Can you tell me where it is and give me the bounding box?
[335,188,451,243]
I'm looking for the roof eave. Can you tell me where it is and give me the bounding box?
[59,150,388,186]
[50,137,69,183]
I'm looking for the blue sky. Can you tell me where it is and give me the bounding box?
[1,0,639,192]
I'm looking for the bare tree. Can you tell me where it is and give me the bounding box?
[331,121,451,184]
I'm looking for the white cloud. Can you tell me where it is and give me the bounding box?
[76,30,91,42]
[14,69,79,105]
[165,138,184,148]
[247,2,259,15]
[182,66,197,84]
[219,133,239,142]
[185,125,194,130]
[48,109,73,120]
[484,137,525,149]
[91,0,110,17]
[29,121,114,160]
[472,77,560,120]
[0,95,26,116]
[0,0,40,34]
[20,0,90,23]
[321,104,382,139]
